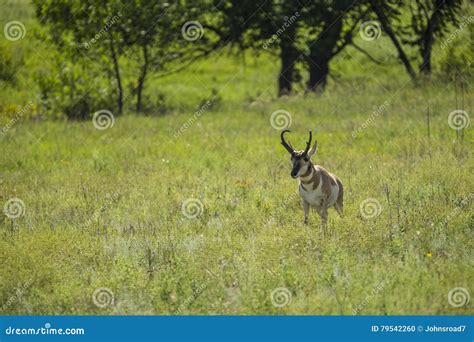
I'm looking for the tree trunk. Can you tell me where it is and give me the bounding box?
[307,16,343,93]
[370,0,417,82]
[420,38,432,74]
[308,59,330,93]
[420,1,443,74]
[108,32,123,114]
[419,12,435,74]
[136,44,149,114]
[278,24,298,96]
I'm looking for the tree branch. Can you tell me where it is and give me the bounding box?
[350,42,384,65]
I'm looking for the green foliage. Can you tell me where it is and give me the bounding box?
[403,0,463,40]
[0,44,24,83]
[35,57,114,120]
[32,0,214,116]
[440,26,474,78]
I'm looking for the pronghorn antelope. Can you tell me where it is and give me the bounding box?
[281,129,343,226]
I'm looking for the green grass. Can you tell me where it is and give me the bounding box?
[1,71,472,314]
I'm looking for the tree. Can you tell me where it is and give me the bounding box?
[34,0,203,115]
[192,1,369,95]
[111,1,181,113]
[369,0,418,82]
[188,0,304,96]
[216,0,360,95]
[255,1,304,96]
[254,0,365,94]
[303,0,364,92]
[34,0,128,115]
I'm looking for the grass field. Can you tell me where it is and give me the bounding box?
[0,0,473,316]
[1,65,473,314]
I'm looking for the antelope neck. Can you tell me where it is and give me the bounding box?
[299,163,314,182]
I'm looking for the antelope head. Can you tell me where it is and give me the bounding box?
[281,129,318,179]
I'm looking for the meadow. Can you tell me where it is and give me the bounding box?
[0,1,473,315]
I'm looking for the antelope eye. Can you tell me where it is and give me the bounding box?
[304,157,309,162]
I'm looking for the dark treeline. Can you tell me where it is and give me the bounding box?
[33,0,466,118]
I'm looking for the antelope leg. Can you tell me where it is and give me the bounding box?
[303,200,310,225]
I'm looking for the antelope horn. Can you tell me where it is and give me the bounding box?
[303,130,312,155]
[280,129,295,155]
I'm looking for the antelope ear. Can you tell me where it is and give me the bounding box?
[308,141,318,157]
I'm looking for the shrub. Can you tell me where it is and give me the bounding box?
[0,44,24,84]
[440,26,473,79]
[35,60,115,120]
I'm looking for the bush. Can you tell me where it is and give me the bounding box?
[0,44,24,84]
[35,60,115,120]
[440,26,473,79]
